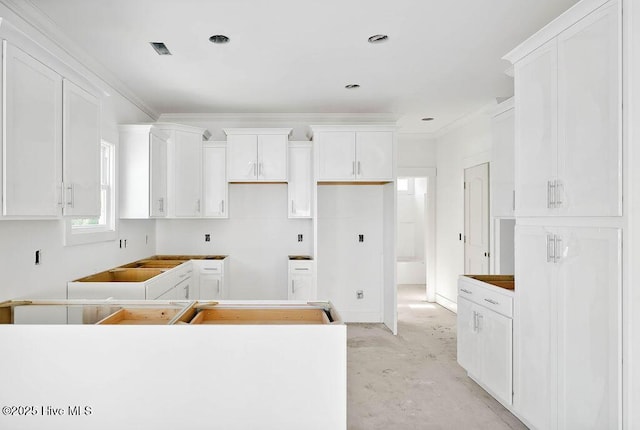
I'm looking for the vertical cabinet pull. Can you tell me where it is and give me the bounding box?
[291,280,295,294]
[555,179,563,207]
[220,200,225,214]
[216,279,220,295]
[253,162,257,176]
[159,197,164,213]
[546,234,554,263]
[66,184,74,208]
[554,236,562,263]
[357,161,361,175]
[196,199,201,213]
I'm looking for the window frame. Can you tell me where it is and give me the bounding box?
[65,140,118,246]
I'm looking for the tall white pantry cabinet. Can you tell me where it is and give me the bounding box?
[504,0,622,429]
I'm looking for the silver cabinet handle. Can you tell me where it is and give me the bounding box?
[460,288,473,295]
[159,197,164,213]
[554,236,562,263]
[216,279,220,295]
[547,181,552,208]
[294,268,309,271]
[66,184,74,208]
[291,280,295,294]
[473,311,478,332]
[253,162,257,176]
[357,161,361,175]
[196,199,201,213]
[58,183,64,206]
[259,162,262,177]
[555,179,563,207]
[548,180,557,208]
[220,200,225,214]
[547,234,554,263]
[484,298,499,305]
[203,267,219,271]
[184,284,189,299]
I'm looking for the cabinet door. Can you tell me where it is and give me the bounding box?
[3,42,62,217]
[288,145,312,218]
[514,225,555,430]
[203,146,227,217]
[355,131,393,181]
[62,79,101,217]
[514,40,558,216]
[173,131,202,217]
[556,227,620,430]
[290,273,312,301]
[491,108,515,217]
[227,134,257,181]
[317,132,356,180]
[149,133,167,217]
[199,273,223,299]
[456,296,478,375]
[478,307,513,406]
[174,278,191,300]
[557,3,621,216]
[258,134,287,181]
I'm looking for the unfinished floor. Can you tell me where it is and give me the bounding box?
[347,284,527,430]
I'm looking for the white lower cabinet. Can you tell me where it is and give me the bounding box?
[288,260,313,300]
[514,225,620,430]
[194,259,227,300]
[457,277,513,407]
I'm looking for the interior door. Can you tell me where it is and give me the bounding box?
[464,163,489,274]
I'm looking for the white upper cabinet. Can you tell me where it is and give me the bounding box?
[1,36,101,220]
[491,99,515,218]
[556,2,621,216]
[288,142,312,218]
[2,41,62,217]
[62,79,101,217]
[119,125,169,219]
[508,0,621,217]
[156,124,210,218]
[149,133,168,217]
[313,127,395,182]
[225,129,291,182]
[316,131,356,180]
[355,131,394,180]
[203,143,228,218]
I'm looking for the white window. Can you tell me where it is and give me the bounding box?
[65,140,117,245]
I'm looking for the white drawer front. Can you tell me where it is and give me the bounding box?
[458,277,513,318]
[289,260,313,273]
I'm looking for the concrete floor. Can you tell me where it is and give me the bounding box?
[347,284,527,430]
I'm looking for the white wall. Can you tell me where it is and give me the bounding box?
[0,5,157,301]
[397,133,437,168]
[434,110,493,309]
[155,185,312,299]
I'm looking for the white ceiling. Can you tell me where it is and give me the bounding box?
[20,0,578,133]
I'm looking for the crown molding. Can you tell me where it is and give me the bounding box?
[0,0,159,120]
[158,112,400,124]
[433,101,498,139]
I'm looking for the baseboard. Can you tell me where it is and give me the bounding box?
[436,294,457,313]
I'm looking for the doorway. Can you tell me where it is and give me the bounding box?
[464,163,490,274]
[396,173,436,302]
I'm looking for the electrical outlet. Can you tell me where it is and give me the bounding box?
[297,234,303,242]
[356,290,364,299]
[205,234,211,242]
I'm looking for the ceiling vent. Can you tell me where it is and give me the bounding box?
[150,42,171,55]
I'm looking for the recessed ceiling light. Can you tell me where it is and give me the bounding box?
[345,84,360,89]
[209,34,230,44]
[150,42,171,55]
[368,34,388,43]
[421,117,435,121]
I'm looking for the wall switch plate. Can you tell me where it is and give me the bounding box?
[356,290,364,299]
[205,234,211,242]
[358,234,364,243]
[297,234,303,242]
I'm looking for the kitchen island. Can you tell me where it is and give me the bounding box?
[0,300,345,430]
